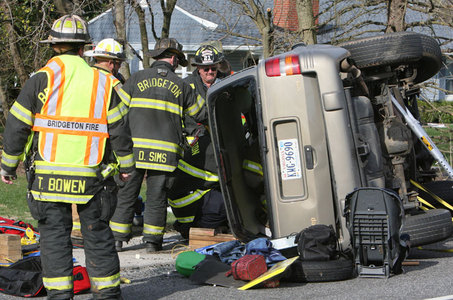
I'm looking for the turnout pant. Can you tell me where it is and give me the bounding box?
[110,169,143,241]
[111,168,175,245]
[30,187,121,300]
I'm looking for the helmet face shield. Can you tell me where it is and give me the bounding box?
[41,15,90,44]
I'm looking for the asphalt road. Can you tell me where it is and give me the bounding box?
[2,233,453,300]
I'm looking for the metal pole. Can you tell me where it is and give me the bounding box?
[390,93,453,179]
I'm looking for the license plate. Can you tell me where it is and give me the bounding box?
[278,138,302,180]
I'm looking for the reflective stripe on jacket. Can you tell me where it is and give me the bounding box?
[243,159,263,176]
[169,189,209,224]
[178,160,218,182]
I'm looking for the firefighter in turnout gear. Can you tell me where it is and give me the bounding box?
[168,129,227,239]
[0,15,135,299]
[64,38,129,240]
[169,44,229,239]
[111,38,207,252]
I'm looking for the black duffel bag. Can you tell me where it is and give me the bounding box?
[295,224,338,261]
[0,256,44,297]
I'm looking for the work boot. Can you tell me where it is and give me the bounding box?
[115,240,123,252]
[145,242,162,253]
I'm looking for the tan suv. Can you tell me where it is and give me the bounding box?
[206,31,452,252]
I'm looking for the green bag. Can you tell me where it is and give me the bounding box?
[175,251,206,277]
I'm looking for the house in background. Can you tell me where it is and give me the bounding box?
[88,0,274,77]
[439,55,453,101]
[88,0,320,76]
[88,0,451,100]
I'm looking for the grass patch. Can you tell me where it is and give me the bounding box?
[424,124,453,166]
[0,173,175,231]
[0,173,36,227]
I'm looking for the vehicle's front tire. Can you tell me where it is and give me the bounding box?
[338,31,442,84]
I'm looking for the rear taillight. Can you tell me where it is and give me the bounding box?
[285,55,301,75]
[265,57,281,77]
[265,54,302,77]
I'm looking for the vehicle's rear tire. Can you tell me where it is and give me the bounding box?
[338,31,442,84]
[286,257,354,282]
[402,209,453,247]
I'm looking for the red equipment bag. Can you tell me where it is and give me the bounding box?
[226,254,267,281]
[73,266,91,294]
[0,216,38,238]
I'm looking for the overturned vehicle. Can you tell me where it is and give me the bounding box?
[206,31,453,278]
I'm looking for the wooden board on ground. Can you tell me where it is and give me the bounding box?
[189,227,236,249]
[0,234,22,263]
[71,203,83,239]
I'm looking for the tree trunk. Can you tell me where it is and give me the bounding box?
[114,0,131,79]
[296,0,317,45]
[386,0,408,33]
[146,0,159,41]
[160,0,177,38]
[134,2,151,68]
[0,77,9,121]
[229,1,274,58]
[5,21,28,87]
[261,7,274,59]
[53,0,73,14]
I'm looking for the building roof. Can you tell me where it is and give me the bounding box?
[88,0,452,66]
[88,0,271,52]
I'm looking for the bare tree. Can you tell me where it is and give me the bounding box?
[317,0,452,47]
[131,0,151,68]
[144,0,159,41]
[191,0,274,58]
[229,1,274,58]
[160,0,177,38]
[386,0,408,33]
[0,0,113,126]
[406,0,453,48]
[3,15,28,87]
[114,0,131,79]
[54,0,74,14]
[1,0,451,109]
[0,0,55,123]
[190,0,321,57]
[296,0,317,44]
[0,78,9,119]
[124,0,178,69]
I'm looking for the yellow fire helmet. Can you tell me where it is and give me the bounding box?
[40,15,90,44]
[84,38,126,61]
